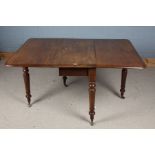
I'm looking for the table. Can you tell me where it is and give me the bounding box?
[6,38,145,125]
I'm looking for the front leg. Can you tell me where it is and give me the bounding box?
[23,67,32,107]
[88,68,96,126]
[120,68,128,99]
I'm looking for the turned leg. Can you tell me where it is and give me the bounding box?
[120,68,128,99]
[88,68,96,126]
[63,76,68,87]
[23,67,32,107]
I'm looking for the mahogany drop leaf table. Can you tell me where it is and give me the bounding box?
[6,38,145,126]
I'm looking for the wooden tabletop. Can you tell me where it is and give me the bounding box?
[6,38,145,69]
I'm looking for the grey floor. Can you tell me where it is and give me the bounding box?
[0,61,155,128]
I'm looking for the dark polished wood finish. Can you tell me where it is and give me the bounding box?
[59,68,88,76]
[6,39,96,68]
[88,68,96,126]
[23,67,32,107]
[6,38,145,125]
[120,68,128,99]
[95,39,145,68]
[6,38,145,68]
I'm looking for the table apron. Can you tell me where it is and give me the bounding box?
[59,68,88,76]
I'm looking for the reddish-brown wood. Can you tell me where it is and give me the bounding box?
[23,67,31,107]
[120,68,128,99]
[88,68,96,126]
[6,38,145,69]
[6,39,96,68]
[95,39,146,68]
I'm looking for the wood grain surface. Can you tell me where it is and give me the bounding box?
[6,38,145,68]
[95,39,145,68]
